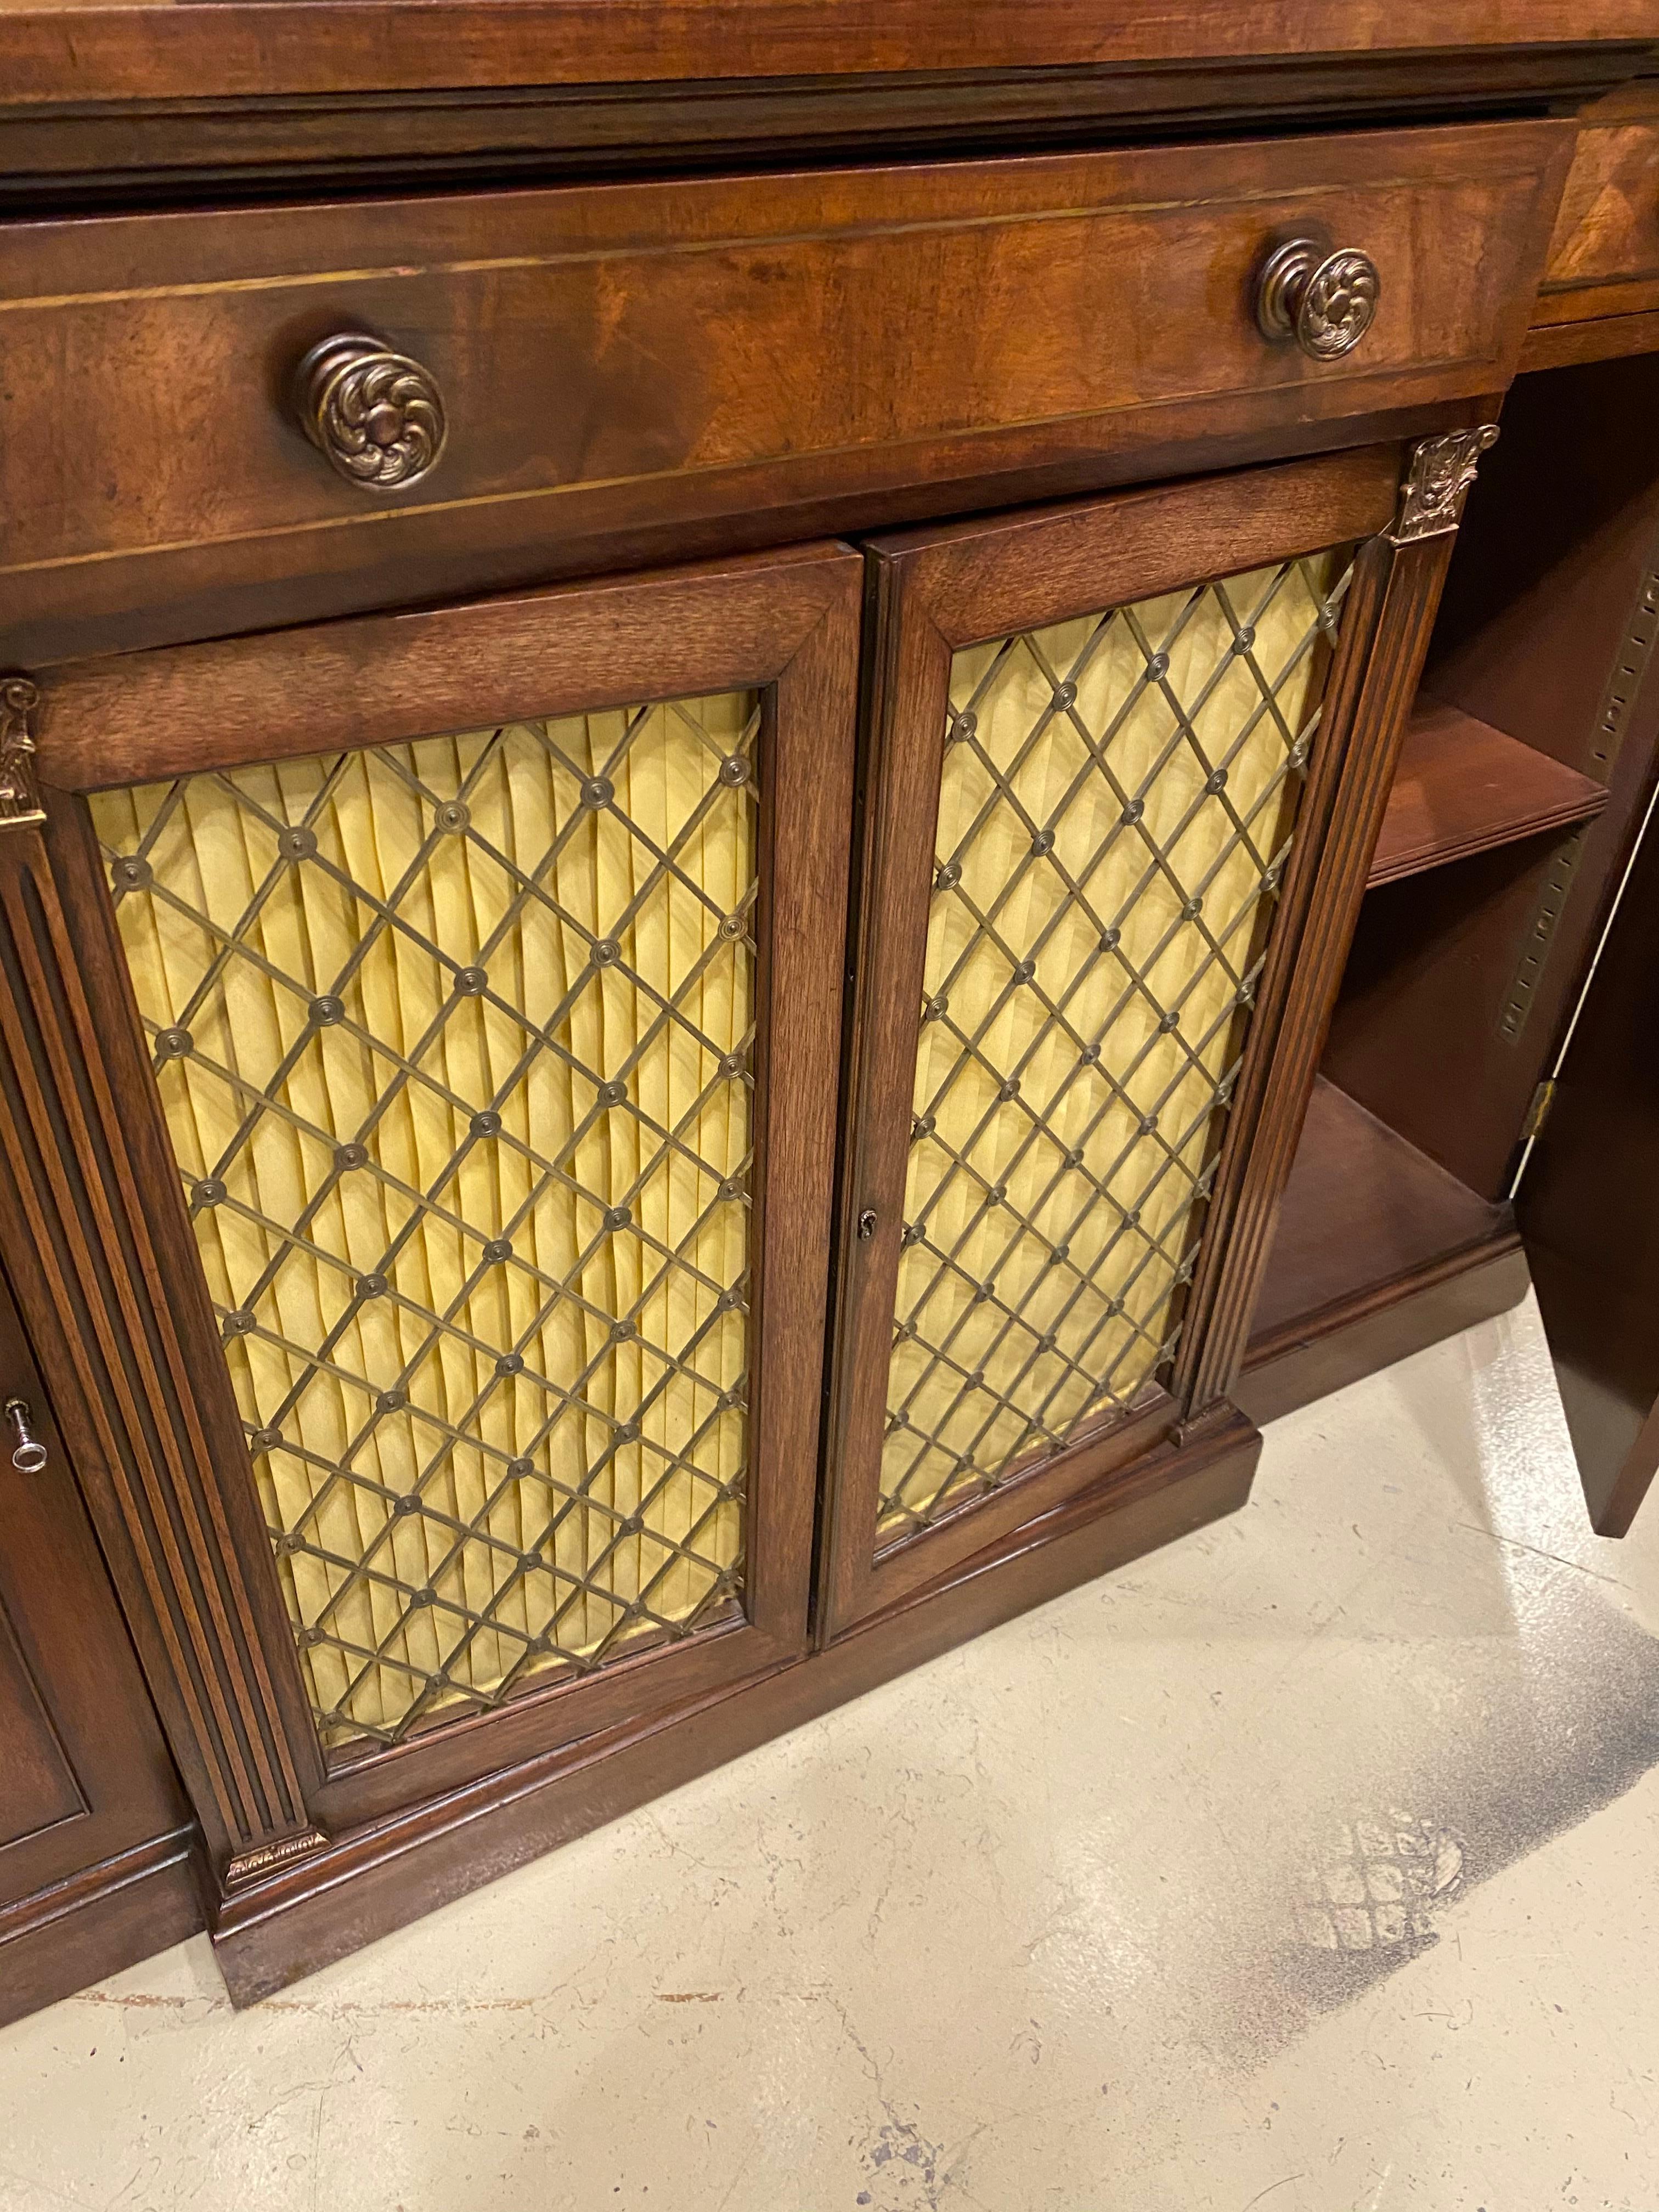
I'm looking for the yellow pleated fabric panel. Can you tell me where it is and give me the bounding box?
[882,551,1350,1539]
[92,692,758,1748]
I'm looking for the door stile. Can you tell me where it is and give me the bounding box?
[1180,426,1502,1410]
[737,562,865,1656]
[817,561,957,1644]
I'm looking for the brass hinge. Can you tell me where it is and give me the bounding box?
[0,677,46,833]
[1521,1079,1558,1143]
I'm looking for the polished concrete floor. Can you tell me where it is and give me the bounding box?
[4,1291,1658,2210]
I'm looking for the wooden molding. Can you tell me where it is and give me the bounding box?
[0,1827,205,2030]
[1238,1233,1528,1425]
[223,1829,332,1892]
[9,5,1659,111]
[0,50,1643,209]
[1,4,1653,109]
[1520,307,1659,373]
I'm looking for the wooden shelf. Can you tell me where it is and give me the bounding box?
[1238,1079,1527,1426]
[1367,696,1609,889]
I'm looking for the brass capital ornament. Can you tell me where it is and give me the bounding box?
[0,676,47,832]
[1390,425,1501,545]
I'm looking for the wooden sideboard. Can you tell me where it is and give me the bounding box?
[2,1,1657,2021]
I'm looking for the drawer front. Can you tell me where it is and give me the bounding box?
[1538,92,1659,321]
[2,119,1568,661]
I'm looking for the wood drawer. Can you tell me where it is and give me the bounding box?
[1537,87,1659,324]
[2,116,1569,663]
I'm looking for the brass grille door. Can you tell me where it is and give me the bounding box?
[95,693,763,1750]
[27,544,859,1848]
[825,451,1410,1633]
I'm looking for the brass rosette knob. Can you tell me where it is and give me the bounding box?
[1255,238,1381,362]
[293,332,447,492]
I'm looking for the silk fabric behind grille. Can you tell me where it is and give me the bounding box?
[882,552,1351,1540]
[92,692,758,1748]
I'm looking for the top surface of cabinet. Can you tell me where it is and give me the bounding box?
[1,0,1654,104]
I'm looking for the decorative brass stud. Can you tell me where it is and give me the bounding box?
[293,332,447,493]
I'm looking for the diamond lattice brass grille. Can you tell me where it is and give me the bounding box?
[93,692,760,1748]
[881,552,1352,1541]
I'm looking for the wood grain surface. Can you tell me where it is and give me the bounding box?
[1237,1080,1527,1425]
[1542,89,1659,295]
[0,120,1571,664]
[0,0,1652,108]
[1369,695,1609,885]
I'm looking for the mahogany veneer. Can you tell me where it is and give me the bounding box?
[3,0,1654,108]
[0,119,1569,665]
[2,0,1657,2026]
[1538,82,1659,325]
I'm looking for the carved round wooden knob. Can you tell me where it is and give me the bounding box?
[1255,240,1381,361]
[293,333,447,492]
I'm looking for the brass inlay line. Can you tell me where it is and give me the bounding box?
[1,355,1496,585]
[0,162,1535,314]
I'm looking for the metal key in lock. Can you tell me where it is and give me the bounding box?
[4,1395,47,1474]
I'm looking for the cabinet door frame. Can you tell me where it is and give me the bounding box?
[8,540,861,1868]
[820,439,1465,1639]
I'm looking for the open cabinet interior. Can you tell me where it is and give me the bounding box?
[1240,352,1659,1435]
